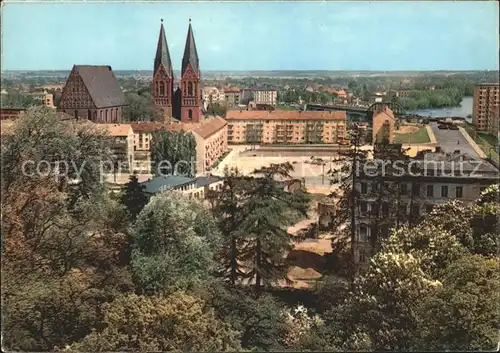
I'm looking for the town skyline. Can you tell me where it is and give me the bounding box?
[2,1,499,71]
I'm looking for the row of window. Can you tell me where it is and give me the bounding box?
[360,182,470,198]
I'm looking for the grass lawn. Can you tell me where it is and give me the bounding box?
[395,126,430,144]
[464,125,499,164]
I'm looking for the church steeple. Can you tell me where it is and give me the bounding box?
[152,19,174,123]
[180,19,202,123]
[154,19,173,75]
[181,19,199,75]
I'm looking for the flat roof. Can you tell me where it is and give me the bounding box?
[141,175,195,194]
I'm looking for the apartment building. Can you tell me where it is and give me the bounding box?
[130,116,227,174]
[99,124,135,171]
[202,86,225,109]
[472,83,499,135]
[130,122,168,172]
[224,87,242,108]
[352,149,498,264]
[372,106,396,144]
[243,88,278,106]
[225,110,347,145]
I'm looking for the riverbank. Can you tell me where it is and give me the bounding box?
[408,96,473,119]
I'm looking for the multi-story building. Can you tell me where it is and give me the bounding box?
[130,117,227,175]
[129,122,168,172]
[202,86,225,109]
[225,110,347,145]
[352,149,498,265]
[190,117,228,173]
[43,92,55,108]
[99,124,135,171]
[58,65,126,123]
[472,83,500,135]
[224,87,242,108]
[243,88,278,106]
[372,106,396,144]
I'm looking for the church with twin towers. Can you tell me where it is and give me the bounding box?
[153,19,203,123]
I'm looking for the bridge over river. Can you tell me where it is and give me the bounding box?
[306,102,406,121]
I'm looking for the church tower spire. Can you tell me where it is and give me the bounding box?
[180,19,202,123]
[152,19,174,122]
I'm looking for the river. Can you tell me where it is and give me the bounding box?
[408,96,473,122]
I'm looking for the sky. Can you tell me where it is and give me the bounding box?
[2,1,499,71]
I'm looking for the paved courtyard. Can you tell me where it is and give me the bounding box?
[429,122,479,158]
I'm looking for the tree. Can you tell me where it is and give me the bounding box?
[412,255,500,351]
[122,92,163,122]
[120,174,148,221]
[68,292,241,352]
[130,191,222,295]
[150,130,197,177]
[326,252,442,351]
[207,285,289,351]
[207,102,227,117]
[239,163,310,294]
[328,124,368,281]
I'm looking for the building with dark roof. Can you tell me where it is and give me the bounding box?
[58,65,126,123]
[140,174,224,200]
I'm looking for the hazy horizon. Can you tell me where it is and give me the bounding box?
[2,1,499,71]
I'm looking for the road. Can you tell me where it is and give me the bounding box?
[429,122,479,158]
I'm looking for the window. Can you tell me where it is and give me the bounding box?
[400,183,408,194]
[359,225,368,242]
[425,205,434,213]
[360,182,368,194]
[382,202,389,215]
[411,204,420,216]
[456,186,463,198]
[360,202,368,214]
[398,204,407,216]
[426,185,434,197]
[412,183,420,197]
[441,185,448,197]
[188,82,194,96]
[371,203,379,215]
[188,109,193,121]
[87,109,91,120]
[359,250,366,264]
[159,81,165,96]
[74,110,78,119]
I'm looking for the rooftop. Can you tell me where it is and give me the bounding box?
[140,175,195,194]
[98,123,132,136]
[191,116,227,139]
[130,122,169,133]
[69,65,125,108]
[225,109,347,121]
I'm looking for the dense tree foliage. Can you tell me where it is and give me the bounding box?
[131,191,222,295]
[3,107,499,352]
[0,90,42,108]
[122,91,163,122]
[149,129,197,176]
[120,174,148,220]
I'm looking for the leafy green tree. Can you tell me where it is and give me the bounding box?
[412,255,500,351]
[69,292,241,352]
[207,285,288,351]
[239,163,310,294]
[328,124,368,281]
[327,252,442,351]
[120,174,148,220]
[150,130,197,177]
[130,191,222,295]
[207,102,227,117]
[122,92,163,122]
[0,90,42,108]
